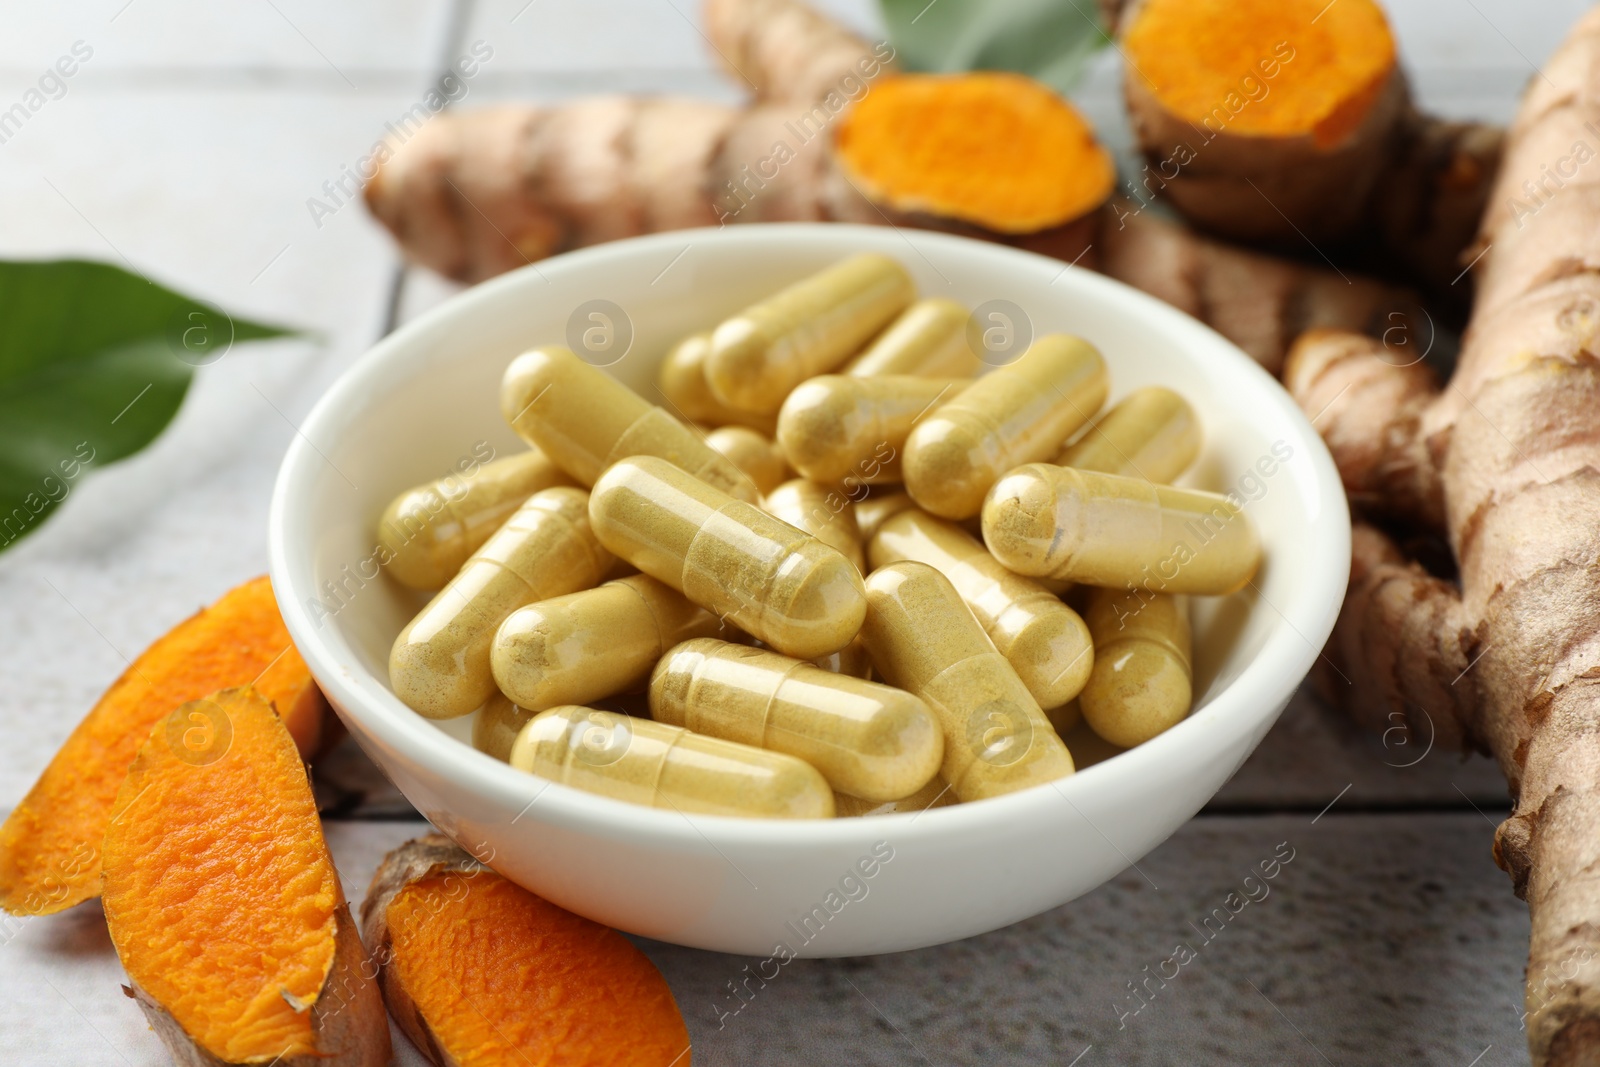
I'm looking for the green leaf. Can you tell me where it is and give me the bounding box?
[0,259,297,553]
[878,0,1112,94]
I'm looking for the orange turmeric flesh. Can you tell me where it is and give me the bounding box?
[834,72,1116,233]
[102,687,339,1063]
[1124,0,1397,148]
[387,871,690,1067]
[0,575,325,916]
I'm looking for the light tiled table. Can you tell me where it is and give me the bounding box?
[0,2,1584,1063]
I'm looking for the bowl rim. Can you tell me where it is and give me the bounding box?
[268,222,1351,849]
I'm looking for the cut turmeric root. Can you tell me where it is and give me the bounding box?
[361,835,691,1067]
[363,0,1418,372]
[0,575,326,916]
[1119,0,1501,290]
[102,687,388,1067]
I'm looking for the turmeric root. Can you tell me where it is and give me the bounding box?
[1284,13,1600,1060]
[0,575,325,916]
[361,835,690,1067]
[102,687,388,1066]
[364,0,1415,371]
[1119,0,1502,292]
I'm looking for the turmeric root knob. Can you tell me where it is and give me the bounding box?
[102,687,387,1066]
[361,835,691,1067]
[834,72,1116,234]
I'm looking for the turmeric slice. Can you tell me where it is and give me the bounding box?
[0,575,326,916]
[102,687,388,1066]
[361,835,691,1067]
[834,72,1116,234]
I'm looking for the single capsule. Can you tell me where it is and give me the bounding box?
[650,639,942,801]
[510,705,835,819]
[869,509,1094,709]
[762,478,865,572]
[853,489,917,541]
[473,691,537,762]
[377,450,577,590]
[657,333,777,435]
[981,464,1261,594]
[776,375,967,485]
[491,574,723,711]
[834,775,956,817]
[1057,386,1200,483]
[1079,588,1192,747]
[845,298,982,378]
[500,346,758,502]
[707,253,915,415]
[903,334,1109,519]
[858,561,1075,801]
[706,426,791,496]
[389,487,613,719]
[588,456,866,659]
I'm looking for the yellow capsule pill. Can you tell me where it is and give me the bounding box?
[869,509,1093,709]
[473,691,536,762]
[834,775,956,817]
[845,298,983,379]
[707,253,916,414]
[706,426,792,496]
[853,488,917,541]
[982,464,1261,594]
[657,333,777,435]
[510,705,835,819]
[810,635,874,678]
[501,345,758,502]
[762,478,865,572]
[650,638,942,801]
[903,334,1109,519]
[776,375,967,485]
[859,561,1075,801]
[377,450,577,590]
[491,574,723,711]
[1057,386,1200,483]
[389,487,614,718]
[1079,588,1192,747]
[588,456,866,659]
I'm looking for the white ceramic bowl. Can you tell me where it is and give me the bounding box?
[269,223,1349,957]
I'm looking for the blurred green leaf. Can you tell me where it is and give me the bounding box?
[879,0,1112,93]
[0,259,296,553]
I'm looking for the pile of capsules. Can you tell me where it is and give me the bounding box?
[382,252,1262,819]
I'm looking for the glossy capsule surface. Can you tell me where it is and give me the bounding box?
[776,374,966,485]
[473,691,536,762]
[1057,386,1200,483]
[378,449,576,590]
[859,562,1075,801]
[869,509,1093,709]
[509,705,835,819]
[981,464,1261,594]
[762,478,865,572]
[706,426,791,496]
[1080,588,1193,747]
[834,775,955,817]
[650,638,942,801]
[588,456,866,659]
[845,298,982,378]
[389,487,614,719]
[491,574,722,711]
[657,333,776,435]
[903,334,1109,519]
[707,253,915,415]
[500,345,758,501]
[853,489,917,541]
